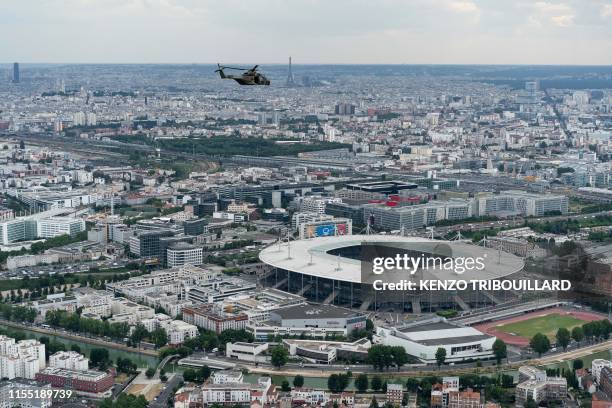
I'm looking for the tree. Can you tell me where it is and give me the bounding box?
[371,375,383,392]
[281,380,291,392]
[572,326,584,343]
[406,378,419,393]
[524,396,538,408]
[145,367,155,379]
[573,359,584,370]
[355,373,369,393]
[270,346,288,368]
[367,345,394,371]
[130,324,149,347]
[435,347,447,368]
[530,333,551,357]
[116,357,137,374]
[19,140,25,150]
[90,348,110,369]
[327,374,350,393]
[198,365,212,382]
[150,328,168,348]
[390,346,408,371]
[369,396,378,408]
[556,328,571,351]
[70,344,81,354]
[293,375,304,388]
[492,339,507,365]
[183,368,197,382]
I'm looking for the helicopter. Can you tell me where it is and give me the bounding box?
[215,64,270,86]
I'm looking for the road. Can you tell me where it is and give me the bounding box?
[149,373,183,408]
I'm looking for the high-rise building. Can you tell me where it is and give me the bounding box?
[335,102,356,115]
[12,62,19,83]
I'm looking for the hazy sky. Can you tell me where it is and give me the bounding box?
[2,0,612,64]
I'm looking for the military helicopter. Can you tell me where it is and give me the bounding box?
[215,64,270,85]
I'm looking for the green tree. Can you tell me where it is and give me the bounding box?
[293,375,304,388]
[355,373,369,392]
[406,378,419,392]
[150,327,168,348]
[390,346,408,371]
[571,326,584,343]
[281,380,291,392]
[90,348,110,369]
[130,324,149,347]
[556,327,571,351]
[367,345,393,371]
[183,368,197,382]
[524,396,538,408]
[116,357,137,374]
[435,347,447,368]
[573,359,584,370]
[371,375,383,391]
[492,339,507,365]
[145,367,155,378]
[327,374,350,393]
[530,333,551,357]
[270,346,288,368]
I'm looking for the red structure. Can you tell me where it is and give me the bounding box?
[35,367,114,396]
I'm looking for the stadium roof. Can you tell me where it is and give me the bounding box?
[259,235,524,284]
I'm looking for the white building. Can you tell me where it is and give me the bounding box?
[299,197,342,215]
[225,342,268,363]
[375,318,496,364]
[159,320,198,345]
[166,243,203,267]
[49,351,89,371]
[0,336,46,380]
[36,217,85,238]
[592,359,612,384]
[202,383,251,405]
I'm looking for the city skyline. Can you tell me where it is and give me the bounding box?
[1,0,612,65]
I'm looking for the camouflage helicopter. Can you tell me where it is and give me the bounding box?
[215,64,271,85]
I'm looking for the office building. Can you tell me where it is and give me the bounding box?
[12,62,19,83]
[166,242,203,267]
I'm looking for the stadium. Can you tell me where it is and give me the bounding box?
[259,235,525,313]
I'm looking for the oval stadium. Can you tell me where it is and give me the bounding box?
[259,235,525,313]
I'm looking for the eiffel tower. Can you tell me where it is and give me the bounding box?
[286,56,296,87]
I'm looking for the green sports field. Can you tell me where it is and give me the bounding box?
[496,313,587,339]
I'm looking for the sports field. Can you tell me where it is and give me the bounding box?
[474,307,603,347]
[496,313,586,339]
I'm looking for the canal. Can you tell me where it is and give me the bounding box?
[0,323,158,368]
[2,323,610,390]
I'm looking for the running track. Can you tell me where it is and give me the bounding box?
[474,307,604,347]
